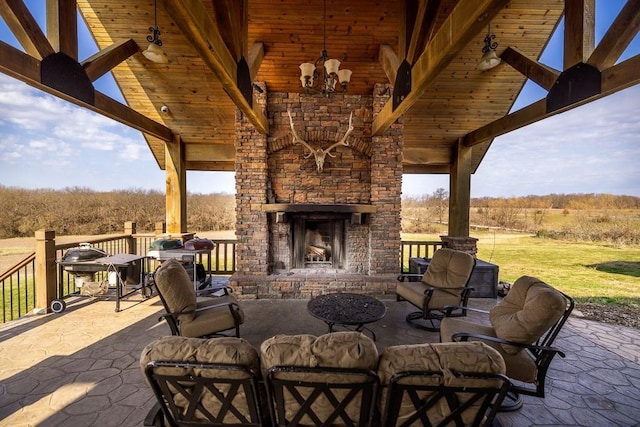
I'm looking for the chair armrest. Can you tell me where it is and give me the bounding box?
[162,301,239,317]
[451,332,566,357]
[397,273,423,282]
[443,305,489,316]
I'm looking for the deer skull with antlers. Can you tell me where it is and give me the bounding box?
[287,109,354,172]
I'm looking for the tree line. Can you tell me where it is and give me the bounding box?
[0,186,235,238]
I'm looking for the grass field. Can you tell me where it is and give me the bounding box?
[403,230,640,304]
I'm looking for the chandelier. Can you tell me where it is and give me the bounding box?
[299,0,352,96]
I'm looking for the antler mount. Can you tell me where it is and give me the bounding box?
[287,109,354,172]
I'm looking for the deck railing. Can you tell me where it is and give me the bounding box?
[2,228,442,323]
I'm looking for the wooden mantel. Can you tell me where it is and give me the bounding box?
[261,204,377,214]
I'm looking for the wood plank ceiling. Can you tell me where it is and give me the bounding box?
[4,1,576,173]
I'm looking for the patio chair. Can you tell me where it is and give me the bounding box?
[396,248,476,331]
[260,332,380,426]
[153,258,244,338]
[141,335,264,426]
[440,275,574,411]
[378,341,510,427]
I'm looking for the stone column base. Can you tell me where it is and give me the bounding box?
[440,236,478,257]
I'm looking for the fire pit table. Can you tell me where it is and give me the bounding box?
[307,293,387,341]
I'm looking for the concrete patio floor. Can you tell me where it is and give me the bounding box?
[1,291,639,426]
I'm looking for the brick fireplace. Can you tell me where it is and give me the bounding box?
[230,84,403,298]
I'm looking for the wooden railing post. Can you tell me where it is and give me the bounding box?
[35,229,57,314]
[124,222,136,254]
[155,222,166,236]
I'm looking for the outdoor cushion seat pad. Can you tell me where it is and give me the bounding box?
[260,332,378,424]
[141,336,259,423]
[378,341,506,425]
[396,248,475,309]
[489,276,566,355]
[440,317,537,383]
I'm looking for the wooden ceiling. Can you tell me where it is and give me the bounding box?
[2,1,639,176]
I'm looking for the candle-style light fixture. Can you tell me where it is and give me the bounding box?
[142,0,169,64]
[477,23,501,71]
[299,0,352,96]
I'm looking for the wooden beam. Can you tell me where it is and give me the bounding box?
[406,0,441,65]
[165,134,187,234]
[47,0,77,60]
[448,138,471,237]
[163,0,268,134]
[563,0,595,70]
[210,0,246,62]
[372,0,510,136]
[247,42,264,82]
[587,0,640,70]
[0,42,173,142]
[464,53,640,147]
[81,39,138,82]
[378,45,400,85]
[403,146,451,165]
[185,143,236,162]
[500,46,560,91]
[403,165,451,174]
[185,161,235,171]
[0,0,54,59]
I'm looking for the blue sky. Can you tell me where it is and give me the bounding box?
[0,0,639,197]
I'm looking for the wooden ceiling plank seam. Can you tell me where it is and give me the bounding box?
[563,0,595,70]
[378,44,399,85]
[500,46,560,91]
[0,0,55,59]
[586,0,640,70]
[81,38,138,82]
[247,41,264,82]
[372,0,511,136]
[47,0,78,60]
[163,0,269,134]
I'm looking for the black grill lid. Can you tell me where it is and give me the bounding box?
[61,243,108,263]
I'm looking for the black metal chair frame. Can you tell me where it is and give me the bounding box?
[265,366,379,427]
[445,289,575,411]
[397,257,476,332]
[152,270,242,338]
[382,370,511,427]
[144,360,264,426]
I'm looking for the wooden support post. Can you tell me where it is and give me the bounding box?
[124,221,136,254]
[34,229,57,314]
[448,139,471,237]
[165,134,187,234]
[155,222,166,236]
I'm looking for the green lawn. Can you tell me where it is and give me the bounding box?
[404,231,640,304]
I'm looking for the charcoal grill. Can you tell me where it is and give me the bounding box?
[56,244,151,313]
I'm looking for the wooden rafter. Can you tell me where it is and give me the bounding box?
[372,0,510,136]
[0,41,173,142]
[0,0,54,59]
[500,47,560,91]
[247,42,264,82]
[586,0,640,70]
[465,0,640,147]
[563,0,595,70]
[379,44,400,85]
[464,54,640,147]
[82,39,139,82]
[47,0,77,59]
[403,0,442,65]
[163,0,268,134]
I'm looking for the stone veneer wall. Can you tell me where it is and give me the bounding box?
[231,83,402,298]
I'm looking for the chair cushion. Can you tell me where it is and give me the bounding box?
[154,258,197,322]
[422,248,475,289]
[140,336,259,423]
[260,332,378,425]
[441,317,537,383]
[378,342,505,425]
[489,276,566,354]
[180,296,243,338]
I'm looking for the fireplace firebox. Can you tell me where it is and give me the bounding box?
[292,215,346,269]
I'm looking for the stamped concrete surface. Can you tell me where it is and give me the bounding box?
[0,293,639,426]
